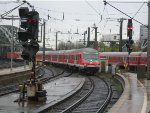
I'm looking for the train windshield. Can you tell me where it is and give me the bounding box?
[83,53,98,61]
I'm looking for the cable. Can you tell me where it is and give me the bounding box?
[106,1,147,4]
[132,2,145,18]
[104,0,148,28]
[1,2,25,18]
[85,0,101,16]
[99,4,106,23]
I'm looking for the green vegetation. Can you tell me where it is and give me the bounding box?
[99,73,123,94]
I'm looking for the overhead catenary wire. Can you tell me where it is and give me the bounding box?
[107,1,147,4]
[85,0,101,17]
[99,4,106,23]
[0,0,35,19]
[104,0,148,28]
[132,2,145,18]
[0,2,25,18]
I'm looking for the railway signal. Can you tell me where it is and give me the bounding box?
[19,7,29,29]
[27,10,39,40]
[18,7,39,42]
[18,7,39,61]
[127,19,133,39]
[126,19,134,55]
[17,7,47,102]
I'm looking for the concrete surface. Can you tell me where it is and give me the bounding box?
[0,77,85,113]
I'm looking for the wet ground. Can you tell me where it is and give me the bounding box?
[140,79,150,113]
[0,77,85,113]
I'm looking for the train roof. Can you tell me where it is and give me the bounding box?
[47,48,97,53]
[37,48,98,55]
[63,48,98,53]
[99,52,144,56]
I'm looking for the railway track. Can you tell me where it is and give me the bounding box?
[42,75,112,113]
[0,66,69,96]
[0,65,121,113]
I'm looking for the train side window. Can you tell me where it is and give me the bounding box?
[141,57,145,62]
[65,55,67,60]
[70,55,72,60]
[75,55,77,60]
[76,55,78,60]
[129,57,135,61]
[67,55,68,59]
[79,54,81,60]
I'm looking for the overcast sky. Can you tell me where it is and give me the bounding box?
[0,0,148,49]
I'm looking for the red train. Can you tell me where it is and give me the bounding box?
[100,52,147,71]
[7,48,100,73]
[6,49,148,72]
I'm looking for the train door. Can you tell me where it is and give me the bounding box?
[100,58,108,73]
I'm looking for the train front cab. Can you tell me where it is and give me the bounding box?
[79,51,100,74]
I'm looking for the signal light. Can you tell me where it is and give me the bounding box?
[18,7,39,42]
[19,7,29,18]
[18,31,32,42]
[18,7,39,62]
[127,19,133,39]
[19,7,29,29]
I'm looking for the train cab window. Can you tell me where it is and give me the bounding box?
[83,53,98,61]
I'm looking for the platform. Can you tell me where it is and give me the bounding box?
[108,72,147,113]
[0,77,85,113]
[0,66,30,76]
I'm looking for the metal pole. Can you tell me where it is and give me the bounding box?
[119,18,123,52]
[56,32,58,50]
[147,1,150,79]
[94,27,98,50]
[43,21,45,62]
[83,31,86,46]
[40,24,43,42]
[10,15,14,71]
[87,27,90,47]
[32,55,36,79]
[128,53,130,71]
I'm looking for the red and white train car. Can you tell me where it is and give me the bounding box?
[139,52,147,66]
[41,48,100,73]
[7,48,100,73]
[99,52,147,71]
